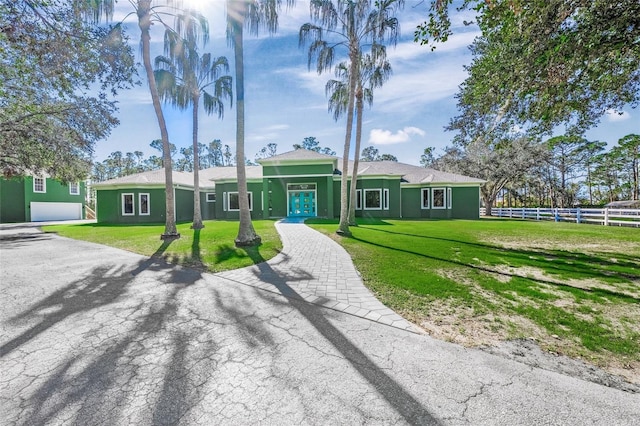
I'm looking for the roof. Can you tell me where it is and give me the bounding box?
[92,169,194,188]
[342,160,485,184]
[198,166,262,185]
[92,160,483,189]
[93,166,263,189]
[257,149,338,165]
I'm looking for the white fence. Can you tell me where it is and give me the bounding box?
[480,207,640,228]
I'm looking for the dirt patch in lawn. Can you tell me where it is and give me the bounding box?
[483,237,640,257]
[409,267,640,392]
[414,298,640,393]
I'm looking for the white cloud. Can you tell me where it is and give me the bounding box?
[605,109,631,122]
[369,127,426,145]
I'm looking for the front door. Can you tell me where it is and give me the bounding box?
[288,190,316,217]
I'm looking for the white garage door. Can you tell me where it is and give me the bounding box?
[30,202,82,222]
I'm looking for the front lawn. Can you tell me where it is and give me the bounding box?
[43,220,282,272]
[307,218,640,381]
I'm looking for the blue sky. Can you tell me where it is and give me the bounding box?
[97,0,639,165]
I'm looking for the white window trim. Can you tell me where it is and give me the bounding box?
[364,188,383,210]
[121,193,135,216]
[383,188,389,210]
[432,188,446,209]
[206,192,216,202]
[223,192,227,211]
[227,191,253,211]
[421,188,430,209]
[447,188,452,209]
[69,181,80,195]
[33,177,46,193]
[355,189,362,210]
[139,193,150,216]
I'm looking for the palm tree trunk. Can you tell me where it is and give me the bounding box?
[138,0,178,239]
[337,49,359,236]
[348,85,363,226]
[231,6,260,247]
[192,93,204,229]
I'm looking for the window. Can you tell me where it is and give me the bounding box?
[447,188,452,209]
[421,188,430,209]
[206,193,216,202]
[383,189,389,210]
[288,183,316,191]
[432,188,446,209]
[69,182,80,195]
[33,177,46,193]
[228,191,252,211]
[139,193,150,215]
[355,189,362,210]
[364,189,382,210]
[122,193,134,215]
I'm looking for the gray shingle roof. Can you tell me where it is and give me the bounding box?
[342,160,485,184]
[198,166,262,187]
[92,160,483,189]
[92,169,194,187]
[257,149,337,164]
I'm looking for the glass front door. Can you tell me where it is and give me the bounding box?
[288,191,316,217]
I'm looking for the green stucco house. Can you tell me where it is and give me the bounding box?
[0,176,87,223]
[92,149,484,224]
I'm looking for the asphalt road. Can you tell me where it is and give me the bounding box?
[1,224,638,425]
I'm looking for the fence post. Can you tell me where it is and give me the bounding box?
[536,207,540,221]
[522,208,525,219]
[576,208,581,224]
[604,208,609,226]
[555,208,559,222]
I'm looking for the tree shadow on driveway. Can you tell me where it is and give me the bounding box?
[1,234,213,425]
[246,260,441,425]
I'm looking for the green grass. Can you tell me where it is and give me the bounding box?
[307,218,640,372]
[43,220,282,272]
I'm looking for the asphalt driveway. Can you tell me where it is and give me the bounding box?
[1,224,638,425]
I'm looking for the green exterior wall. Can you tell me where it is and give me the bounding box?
[0,177,85,222]
[262,163,334,177]
[401,187,421,218]
[400,186,480,219]
[175,188,193,222]
[214,182,265,220]
[96,187,224,224]
[200,191,217,220]
[97,188,167,224]
[0,178,26,222]
[330,178,402,219]
[451,186,480,219]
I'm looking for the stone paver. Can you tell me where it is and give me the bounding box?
[216,219,420,332]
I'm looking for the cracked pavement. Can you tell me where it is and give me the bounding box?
[1,223,639,425]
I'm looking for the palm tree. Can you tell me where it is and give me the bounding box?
[155,28,232,230]
[226,0,295,247]
[300,0,402,236]
[80,1,207,239]
[326,45,392,225]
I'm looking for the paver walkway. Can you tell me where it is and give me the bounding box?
[217,219,419,332]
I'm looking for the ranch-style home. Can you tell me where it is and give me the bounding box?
[0,176,87,223]
[92,149,484,223]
